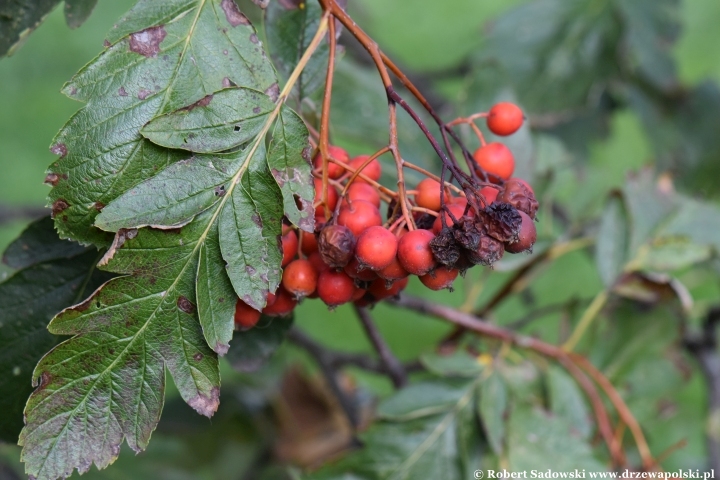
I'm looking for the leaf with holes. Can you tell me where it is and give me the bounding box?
[46,0,277,246]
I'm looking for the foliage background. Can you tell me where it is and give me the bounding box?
[1,0,720,477]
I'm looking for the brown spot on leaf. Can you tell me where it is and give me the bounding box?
[215,342,229,356]
[221,0,250,26]
[138,88,152,100]
[301,145,313,164]
[50,143,68,158]
[265,83,280,102]
[103,39,111,48]
[272,168,287,187]
[177,295,196,314]
[251,213,263,228]
[222,77,236,88]
[94,202,105,211]
[128,26,167,58]
[181,94,213,112]
[118,86,128,97]
[51,199,69,218]
[44,173,60,186]
[187,386,220,417]
[35,371,52,391]
[253,106,261,114]
[193,352,204,361]
[214,185,226,197]
[250,33,259,44]
[246,265,257,275]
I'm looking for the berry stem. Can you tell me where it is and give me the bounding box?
[318,14,338,221]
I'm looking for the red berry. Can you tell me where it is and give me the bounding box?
[378,256,409,281]
[344,256,379,282]
[265,291,278,308]
[473,143,515,181]
[368,277,409,300]
[317,270,356,307]
[414,178,446,211]
[262,287,297,317]
[308,251,330,274]
[349,155,382,183]
[234,299,262,329]
[301,229,318,255]
[397,229,436,275]
[338,200,382,237]
[313,145,348,179]
[505,211,537,254]
[487,102,524,136]
[479,186,500,206]
[281,230,298,267]
[351,287,367,302]
[449,196,468,208]
[282,259,318,299]
[419,266,459,291]
[432,204,466,234]
[345,182,381,208]
[313,178,339,216]
[355,226,398,271]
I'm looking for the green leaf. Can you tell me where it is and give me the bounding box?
[64,0,97,29]
[265,0,329,99]
[377,380,473,421]
[0,218,111,443]
[477,371,507,456]
[94,152,246,232]
[419,351,484,378]
[141,88,276,153]
[507,406,605,471]
[19,210,221,480]
[623,171,679,254]
[633,236,712,272]
[2,217,87,270]
[0,0,60,58]
[546,366,592,440]
[225,316,293,372]
[267,106,315,232]
[219,148,284,311]
[595,192,629,287]
[47,0,277,246]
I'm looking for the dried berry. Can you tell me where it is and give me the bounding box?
[453,217,482,252]
[318,224,356,268]
[429,228,461,267]
[480,202,522,243]
[505,211,537,253]
[498,178,539,219]
[468,233,504,266]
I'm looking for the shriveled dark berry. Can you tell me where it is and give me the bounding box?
[318,224,356,268]
[429,228,461,267]
[498,178,539,219]
[480,202,522,243]
[468,233,505,266]
[453,217,482,252]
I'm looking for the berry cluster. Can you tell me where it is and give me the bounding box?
[234,102,538,329]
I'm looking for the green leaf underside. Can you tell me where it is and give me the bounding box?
[0,218,112,443]
[267,106,314,232]
[311,380,475,480]
[595,193,629,287]
[64,0,98,29]
[478,371,507,456]
[225,316,293,372]
[141,87,276,153]
[0,0,60,58]
[265,0,329,99]
[47,0,277,246]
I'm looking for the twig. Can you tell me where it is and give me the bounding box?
[354,305,408,388]
[684,306,720,472]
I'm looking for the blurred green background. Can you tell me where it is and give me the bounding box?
[2,0,720,477]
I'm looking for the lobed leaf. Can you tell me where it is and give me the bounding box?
[46,0,277,246]
[0,0,61,58]
[0,218,112,443]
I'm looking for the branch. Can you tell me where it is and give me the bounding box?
[354,305,407,388]
[684,306,720,472]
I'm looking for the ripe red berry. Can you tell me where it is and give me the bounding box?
[301,229,318,255]
[355,226,398,270]
[265,291,278,308]
[449,196,468,208]
[397,229,437,275]
[345,182,381,208]
[313,178,339,216]
[505,211,537,254]
[313,145,348,179]
[338,200,382,237]
[282,259,318,299]
[414,178,448,211]
[317,270,356,307]
[281,230,298,267]
[368,276,409,301]
[378,256,409,281]
[234,299,261,329]
[432,204,466,234]
[262,287,297,317]
[308,251,330,274]
[419,266,459,291]
[487,102,524,136]
[479,186,500,206]
[344,256,379,282]
[349,155,382,183]
[473,143,515,181]
[351,287,367,302]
